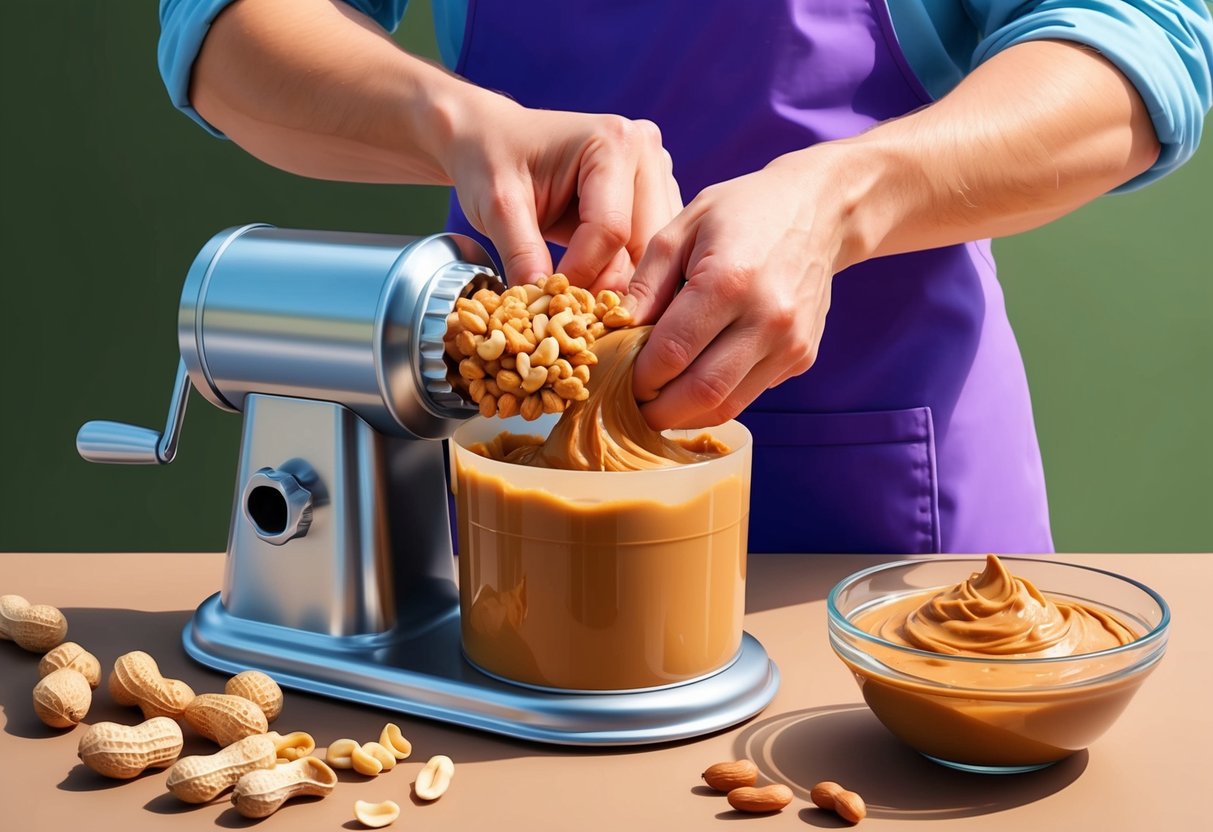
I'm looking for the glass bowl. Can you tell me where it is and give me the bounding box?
[827,557,1169,773]
[450,413,752,692]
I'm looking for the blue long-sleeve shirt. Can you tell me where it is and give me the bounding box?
[159,0,1213,190]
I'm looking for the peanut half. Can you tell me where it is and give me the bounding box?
[231,756,338,819]
[32,667,92,728]
[184,693,269,747]
[325,737,360,769]
[78,717,183,779]
[414,754,455,801]
[326,737,396,776]
[378,723,412,760]
[810,781,867,824]
[165,734,277,803]
[108,651,196,720]
[701,759,759,792]
[38,642,101,688]
[354,799,401,828]
[265,730,316,763]
[225,670,283,723]
[0,594,68,653]
[358,742,397,773]
[726,784,794,814]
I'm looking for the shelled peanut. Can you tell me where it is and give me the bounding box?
[699,758,793,815]
[413,754,455,801]
[265,730,316,763]
[326,737,395,776]
[324,722,411,777]
[354,799,401,828]
[444,274,633,420]
[810,780,867,824]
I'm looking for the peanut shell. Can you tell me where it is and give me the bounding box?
[225,670,283,722]
[32,667,92,728]
[38,642,101,688]
[184,693,269,747]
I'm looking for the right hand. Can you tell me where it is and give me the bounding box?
[440,94,682,291]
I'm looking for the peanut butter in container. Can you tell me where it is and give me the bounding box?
[450,328,752,692]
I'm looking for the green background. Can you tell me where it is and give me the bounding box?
[1,2,1209,553]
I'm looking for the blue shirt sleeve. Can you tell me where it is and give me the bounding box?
[966,0,1213,191]
[157,0,410,138]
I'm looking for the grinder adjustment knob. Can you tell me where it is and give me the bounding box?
[242,467,313,545]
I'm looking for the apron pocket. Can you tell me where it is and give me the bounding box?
[737,407,940,554]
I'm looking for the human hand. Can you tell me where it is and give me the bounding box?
[626,145,870,429]
[441,94,682,291]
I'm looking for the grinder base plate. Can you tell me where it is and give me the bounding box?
[184,592,779,745]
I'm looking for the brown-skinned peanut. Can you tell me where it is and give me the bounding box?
[811,781,867,824]
[727,784,794,813]
[701,759,759,792]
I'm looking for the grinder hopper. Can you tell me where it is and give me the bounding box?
[77,224,778,744]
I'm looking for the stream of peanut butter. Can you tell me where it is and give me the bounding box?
[470,326,728,470]
[857,554,1137,658]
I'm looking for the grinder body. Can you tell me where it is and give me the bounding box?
[179,225,499,637]
[80,224,501,638]
[76,224,780,744]
[179,224,497,438]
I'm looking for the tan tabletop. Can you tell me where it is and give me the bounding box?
[1,552,1209,831]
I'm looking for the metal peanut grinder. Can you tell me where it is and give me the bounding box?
[76,225,778,744]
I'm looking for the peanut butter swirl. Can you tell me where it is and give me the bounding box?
[866,555,1137,658]
[472,326,728,471]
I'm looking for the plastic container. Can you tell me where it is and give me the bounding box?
[451,414,752,692]
[828,557,1170,773]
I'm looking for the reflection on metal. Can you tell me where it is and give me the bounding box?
[186,598,779,746]
[79,224,780,744]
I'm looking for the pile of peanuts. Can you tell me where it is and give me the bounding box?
[444,274,634,420]
[700,759,866,824]
[4,592,449,827]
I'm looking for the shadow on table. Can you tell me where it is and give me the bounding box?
[745,555,891,614]
[732,703,1087,823]
[1,606,708,768]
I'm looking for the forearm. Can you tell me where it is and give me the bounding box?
[191,0,490,184]
[804,40,1161,270]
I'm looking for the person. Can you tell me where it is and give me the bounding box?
[158,0,1212,554]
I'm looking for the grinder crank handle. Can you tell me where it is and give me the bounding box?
[76,359,191,464]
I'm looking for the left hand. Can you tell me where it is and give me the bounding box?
[625,145,867,429]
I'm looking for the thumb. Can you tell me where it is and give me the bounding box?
[475,186,553,285]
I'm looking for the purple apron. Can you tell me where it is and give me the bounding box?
[444,0,1054,555]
